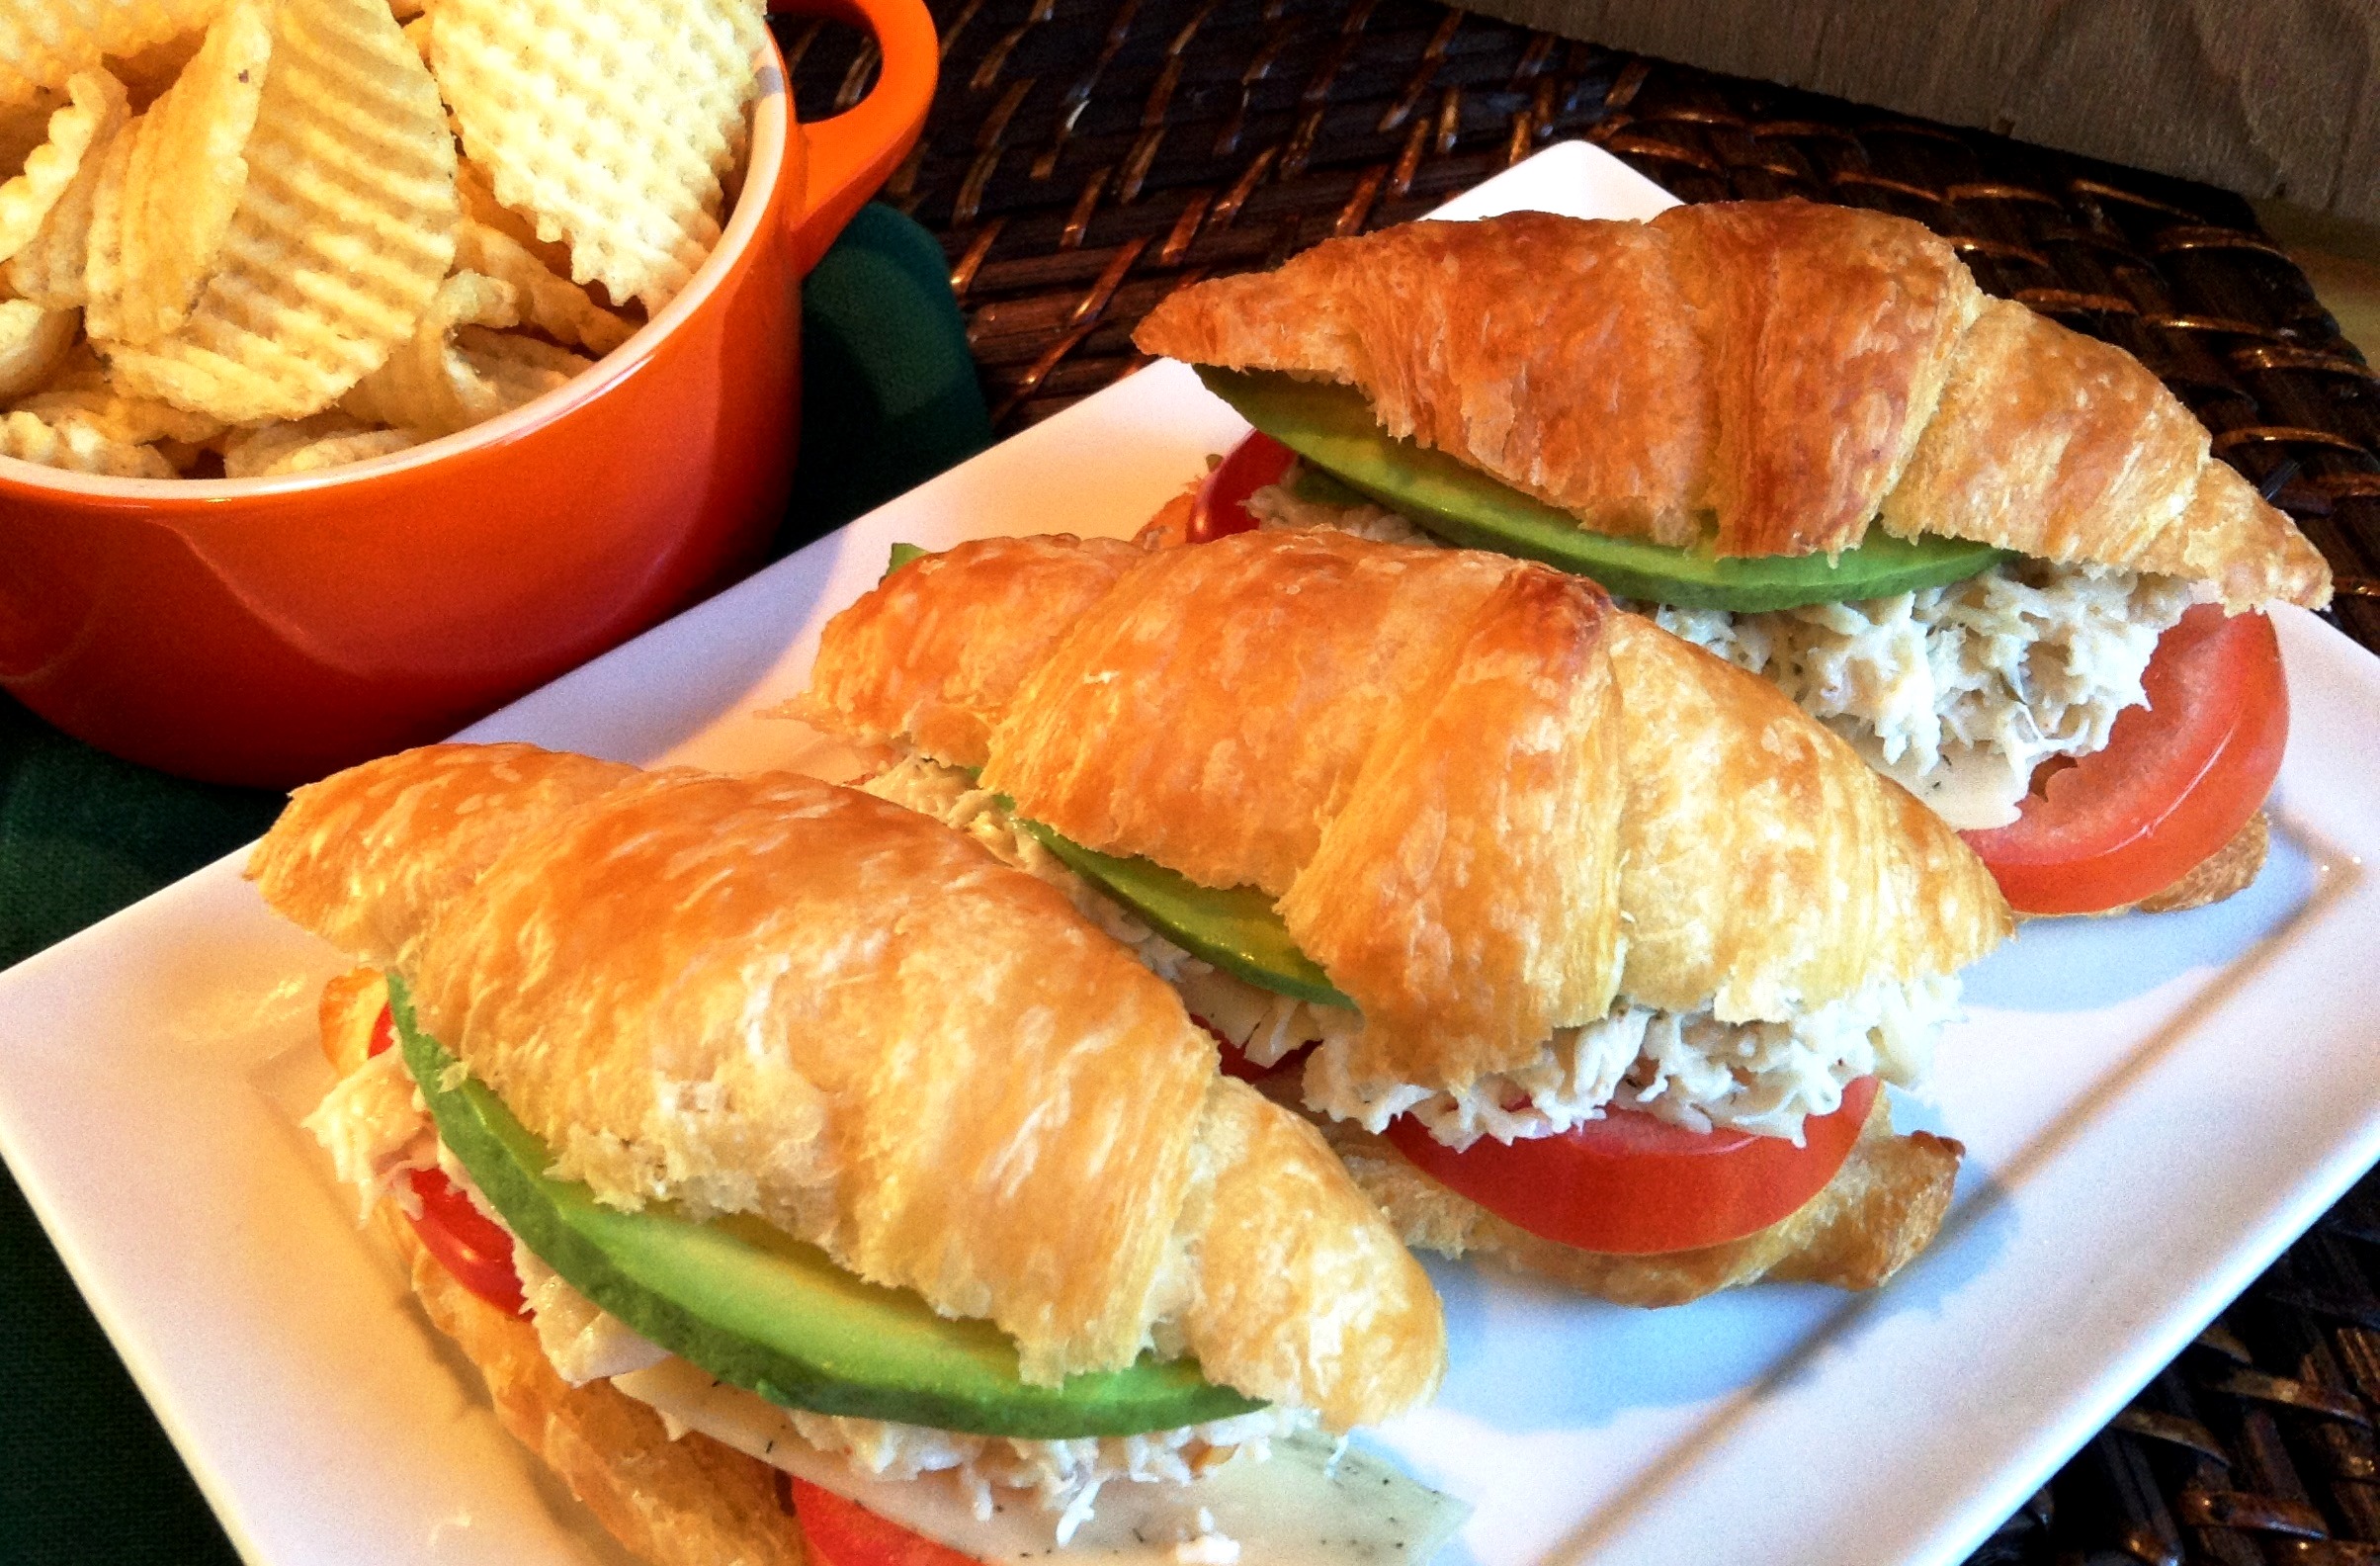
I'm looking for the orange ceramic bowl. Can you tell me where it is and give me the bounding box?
[0,0,936,786]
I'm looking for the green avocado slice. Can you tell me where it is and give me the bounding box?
[389,977,1264,1437]
[1012,818,1350,1008]
[1198,367,2012,611]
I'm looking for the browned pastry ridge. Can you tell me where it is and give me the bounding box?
[1132,202,2332,611]
[790,529,2012,1300]
[253,742,1447,1563]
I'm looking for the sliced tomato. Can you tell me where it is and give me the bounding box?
[1189,431,1293,542]
[403,1168,527,1313]
[792,1478,985,1566]
[1961,604,2287,915]
[367,1004,525,1314]
[1384,1077,1877,1255]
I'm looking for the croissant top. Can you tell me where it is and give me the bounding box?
[792,530,2012,1091]
[248,743,1444,1426]
[1133,202,2331,611]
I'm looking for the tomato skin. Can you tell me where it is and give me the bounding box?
[1384,1078,1878,1255]
[404,1168,528,1314]
[1963,605,2288,915]
[792,1478,986,1566]
[1190,432,1293,542]
[367,1004,526,1314]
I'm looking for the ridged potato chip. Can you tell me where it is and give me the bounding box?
[455,322,590,385]
[431,0,765,310]
[84,1,271,347]
[14,344,226,443]
[219,409,344,474]
[440,324,591,419]
[339,269,517,435]
[97,0,459,422]
[455,151,575,280]
[0,297,79,398]
[5,93,120,305]
[250,424,410,474]
[454,219,632,354]
[0,406,172,475]
[0,0,220,107]
[0,69,128,265]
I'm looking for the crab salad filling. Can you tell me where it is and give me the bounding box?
[1249,471,2199,832]
[862,754,1961,1151]
[303,1013,1300,1545]
[1304,973,1959,1150]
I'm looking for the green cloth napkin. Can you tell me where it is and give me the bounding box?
[0,202,988,1565]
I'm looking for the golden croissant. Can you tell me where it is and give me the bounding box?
[1134,202,2329,607]
[250,741,1450,1563]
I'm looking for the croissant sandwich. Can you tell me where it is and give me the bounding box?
[789,528,2011,1307]
[1132,199,2331,918]
[250,742,1459,1566]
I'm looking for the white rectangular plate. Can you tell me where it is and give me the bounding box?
[5,141,2379,1566]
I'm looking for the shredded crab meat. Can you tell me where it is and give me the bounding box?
[1250,472,2198,830]
[1302,974,1961,1149]
[863,755,1956,1145]
[301,1045,436,1220]
[1647,563,2194,829]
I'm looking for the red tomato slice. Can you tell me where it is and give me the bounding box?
[1961,605,2287,915]
[1384,1077,1878,1254]
[404,1168,527,1314]
[793,1478,985,1566]
[368,1005,526,1314]
[1189,431,1293,542]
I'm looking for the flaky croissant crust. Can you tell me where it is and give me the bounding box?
[250,743,1443,1429]
[1133,202,2331,610]
[795,531,2011,1094]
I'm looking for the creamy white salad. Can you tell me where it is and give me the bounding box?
[301,1047,1380,1556]
[863,756,1955,1152]
[1248,475,2197,831]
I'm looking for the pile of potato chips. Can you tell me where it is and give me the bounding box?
[0,0,769,479]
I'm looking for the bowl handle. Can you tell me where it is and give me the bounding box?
[772,0,938,274]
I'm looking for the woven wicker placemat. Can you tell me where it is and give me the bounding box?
[784,8,2380,1559]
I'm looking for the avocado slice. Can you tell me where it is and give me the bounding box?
[885,541,930,574]
[389,978,1264,1437]
[1012,819,1350,1008]
[1198,367,2011,611]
